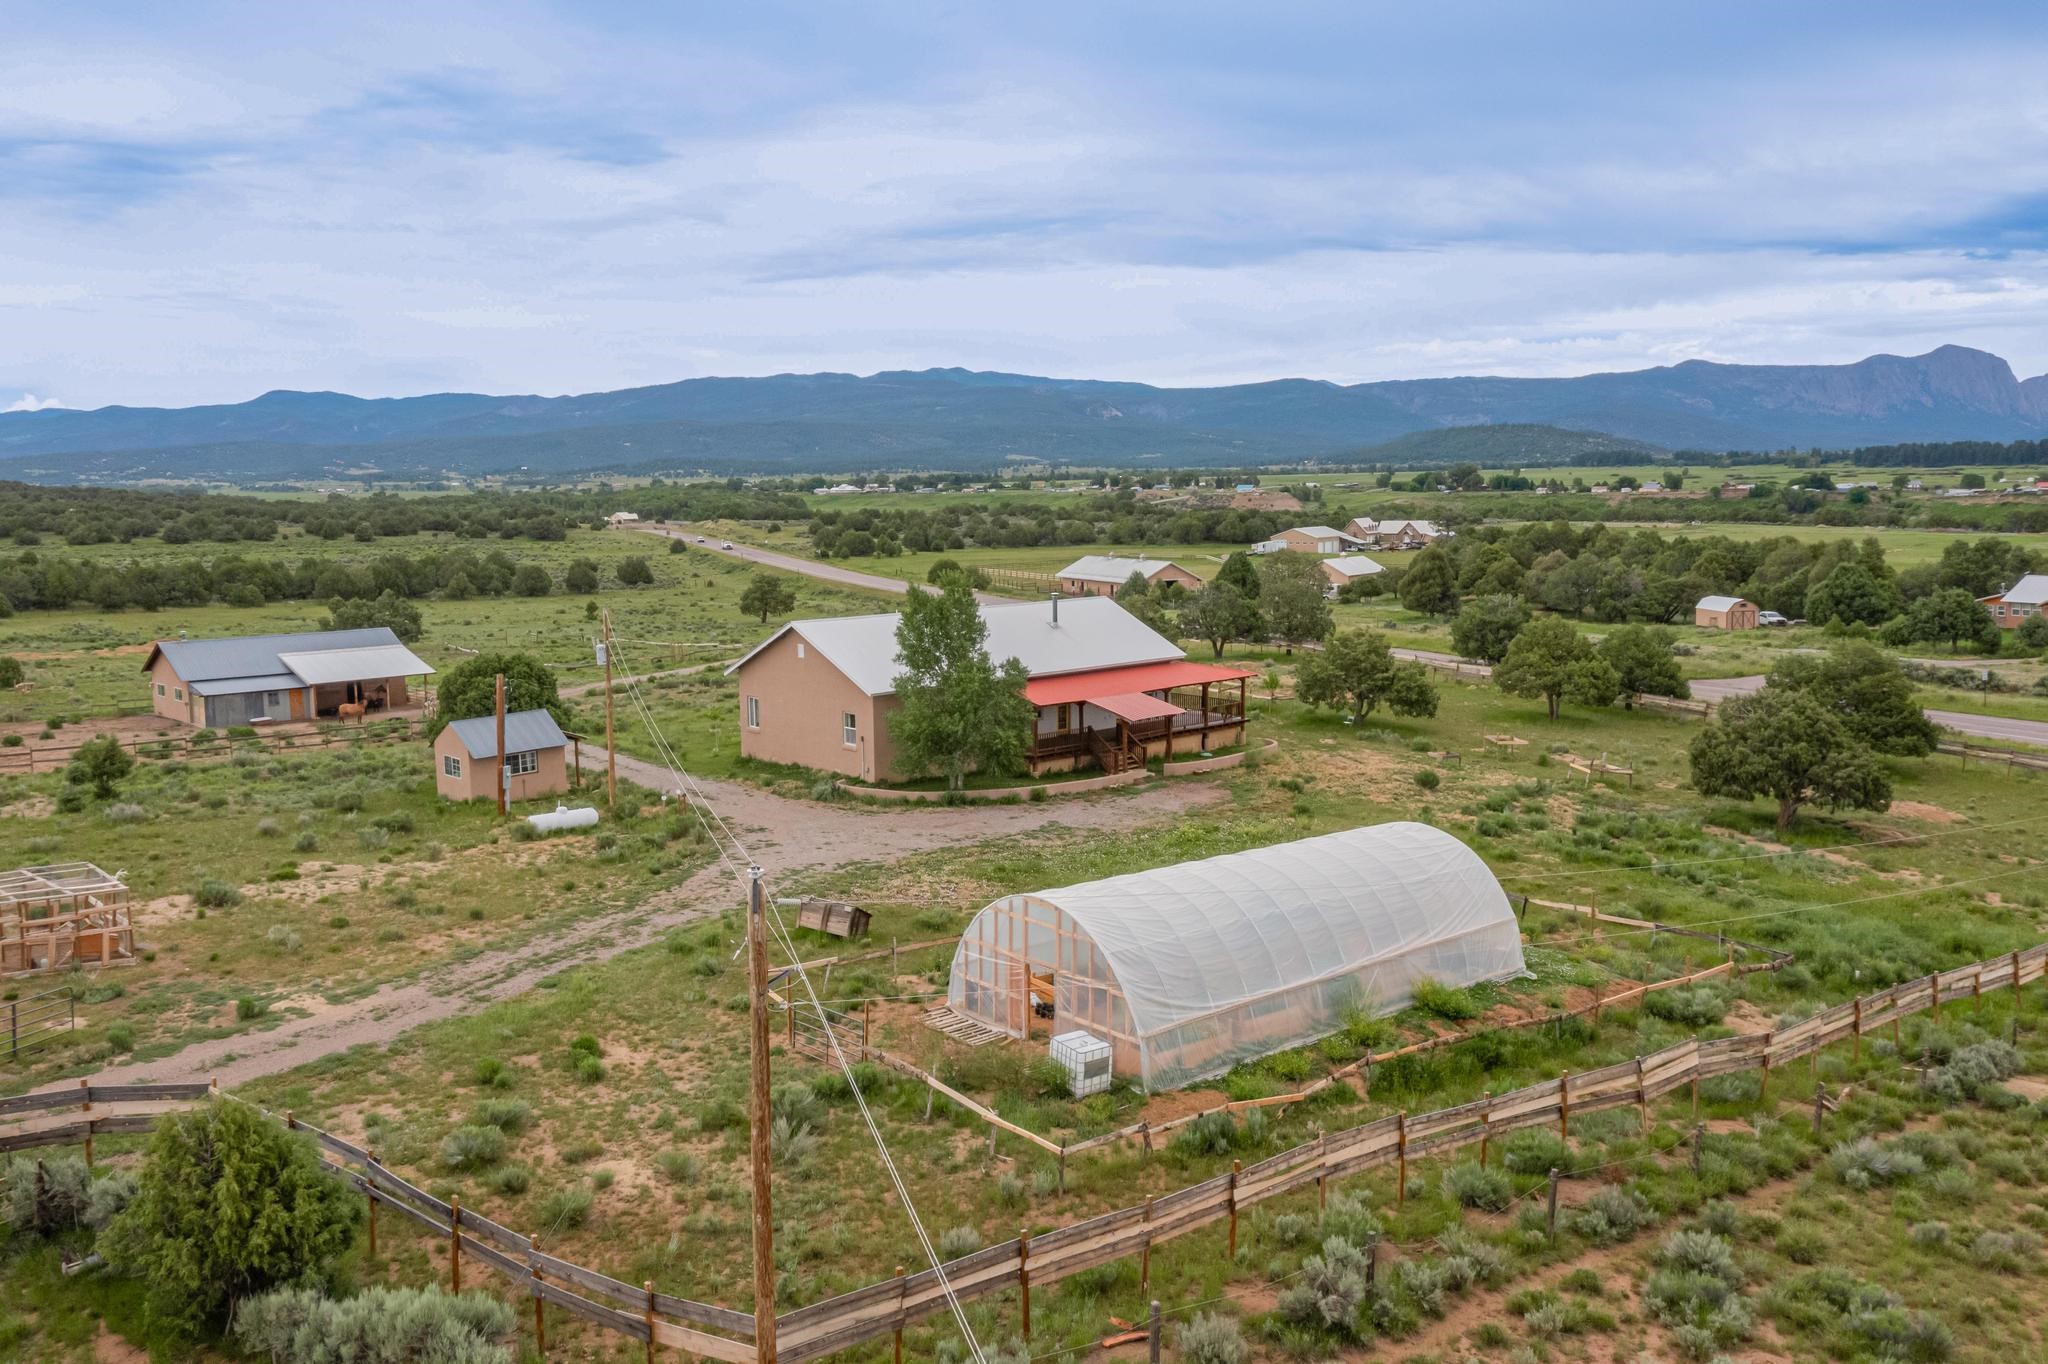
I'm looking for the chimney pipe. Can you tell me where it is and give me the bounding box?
[1050,591,1060,627]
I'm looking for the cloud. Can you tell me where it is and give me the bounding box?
[3,393,67,412]
[5,4,2048,405]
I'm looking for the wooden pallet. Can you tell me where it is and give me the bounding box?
[923,1007,1004,1047]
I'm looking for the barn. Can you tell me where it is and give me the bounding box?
[943,823,1526,1089]
[143,628,434,727]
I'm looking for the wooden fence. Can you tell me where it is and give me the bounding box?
[1938,739,2048,772]
[982,568,1062,597]
[7,939,2046,1362]
[0,718,423,775]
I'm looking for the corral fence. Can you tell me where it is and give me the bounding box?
[983,568,1062,597]
[1938,739,2048,773]
[2,986,73,1062]
[7,940,2047,1362]
[0,717,424,775]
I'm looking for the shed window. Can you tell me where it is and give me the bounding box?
[504,751,538,776]
[443,755,462,778]
[746,696,761,728]
[842,712,857,746]
[796,642,806,659]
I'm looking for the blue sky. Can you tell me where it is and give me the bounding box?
[6,1,2048,409]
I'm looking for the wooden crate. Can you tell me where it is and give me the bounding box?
[796,898,870,940]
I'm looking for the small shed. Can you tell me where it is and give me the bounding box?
[1695,595,1760,630]
[435,710,572,803]
[2,862,135,975]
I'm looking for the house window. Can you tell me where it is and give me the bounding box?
[504,750,539,777]
[1057,704,1072,733]
[746,696,761,728]
[156,684,165,696]
[443,755,462,778]
[796,642,806,659]
[265,691,283,709]
[174,688,183,701]
[842,712,858,746]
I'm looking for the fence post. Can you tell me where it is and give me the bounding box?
[1592,981,1603,1029]
[893,1266,906,1364]
[529,1238,547,1358]
[644,1281,656,1364]
[1931,971,1941,1025]
[1852,996,1862,1063]
[1018,1228,1031,1340]
[1059,1144,1067,1195]
[1691,1125,1703,1178]
[8,1000,15,1059]
[450,1195,462,1294]
[367,1151,379,1261]
[1227,1159,1242,1258]
[1139,1120,1150,1161]
[80,1078,92,1168]
[1140,1196,1154,1292]
[1636,1057,1649,1135]
[1478,1093,1491,1167]
[1361,1048,1372,1101]
[1365,1233,1378,1289]
[1974,969,1984,1016]
[1546,1168,1561,1239]
[1148,1300,1161,1364]
[1759,1038,1772,1110]
[1812,1083,1826,1138]
[862,1003,871,1063]
[1395,1111,1408,1209]
[1317,1133,1329,1208]
[2015,951,2025,1028]
[1558,1071,1570,1139]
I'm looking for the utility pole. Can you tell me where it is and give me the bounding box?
[599,609,617,808]
[494,673,508,817]
[747,866,778,1364]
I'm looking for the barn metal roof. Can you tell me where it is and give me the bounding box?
[726,596,1183,698]
[1056,555,1192,585]
[187,673,302,697]
[1021,660,1254,707]
[1996,574,2048,606]
[443,709,568,759]
[1696,595,1750,612]
[1322,555,1385,578]
[147,628,435,690]
[275,644,433,686]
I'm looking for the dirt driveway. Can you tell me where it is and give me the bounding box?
[80,752,1224,1090]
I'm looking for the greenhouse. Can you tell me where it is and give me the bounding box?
[945,822,1526,1089]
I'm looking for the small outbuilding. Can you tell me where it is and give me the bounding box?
[1694,595,1760,630]
[434,709,573,803]
[945,822,1526,1089]
[1055,555,1203,598]
[1319,555,1386,593]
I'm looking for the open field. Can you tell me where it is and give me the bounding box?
[9,664,2041,1360]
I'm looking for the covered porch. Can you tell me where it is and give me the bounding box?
[1025,661,1254,775]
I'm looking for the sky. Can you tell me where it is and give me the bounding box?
[7,1,2048,410]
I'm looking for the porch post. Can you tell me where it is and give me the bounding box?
[1200,682,1211,747]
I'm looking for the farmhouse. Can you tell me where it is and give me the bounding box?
[143,628,434,728]
[725,595,1252,783]
[1255,525,1363,555]
[943,822,1526,1088]
[1319,554,1386,593]
[1372,518,1447,547]
[433,709,572,803]
[1054,555,1203,598]
[1980,574,2048,628]
[605,511,642,527]
[1695,594,1760,630]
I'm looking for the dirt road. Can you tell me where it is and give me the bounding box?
[633,524,1008,604]
[1672,674,2048,746]
[80,755,1224,1090]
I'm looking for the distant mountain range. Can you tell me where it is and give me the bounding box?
[5,345,2046,482]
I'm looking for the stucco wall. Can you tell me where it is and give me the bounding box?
[147,656,198,725]
[434,725,571,803]
[733,629,896,781]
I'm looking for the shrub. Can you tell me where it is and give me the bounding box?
[233,1285,516,1364]
[256,817,280,837]
[100,1098,359,1338]
[1412,768,1440,790]
[574,1054,605,1084]
[472,1099,533,1134]
[103,802,148,824]
[292,831,320,853]
[1908,1220,1949,1247]
[537,1187,593,1229]
[1826,1137,1925,1190]
[770,1081,823,1130]
[1170,1110,1244,1158]
[194,878,244,909]
[265,924,303,953]
[1970,1228,2041,1272]
[1277,1235,1371,1334]
[657,1150,699,1184]
[1410,978,1482,1022]
[936,1226,981,1259]
[357,827,392,851]
[236,996,269,1021]
[472,1057,511,1088]
[1570,1186,1655,1245]
[1176,1313,1248,1364]
[1440,1161,1512,1211]
[698,1098,746,1133]
[1502,1128,1571,1175]
[489,1165,532,1195]
[440,1124,509,1171]
[1645,985,1728,1028]
[106,1021,136,1052]
[1925,1038,2024,1102]
[771,1116,819,1168]
[1776,1220,1826,1264]
[3,1153,91,1233]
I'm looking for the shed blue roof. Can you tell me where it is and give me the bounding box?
[444,710,568,759]
[147,628,423,683]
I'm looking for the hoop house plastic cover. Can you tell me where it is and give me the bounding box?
[946,822,1526,1089]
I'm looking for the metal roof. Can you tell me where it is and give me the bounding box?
[1089,692,1184,723]
[147,628,434,684]
[1056,555,1191,585]
[275,643,433,686]
[1022,660,1255,707]
[187,673,303,697]
[1286,525,1353,540]
[1696,595,1750,612]
[726,596,1183,698]
[1322,555,1385,578]
[443,709,569,759]
[1997,574,2048,606]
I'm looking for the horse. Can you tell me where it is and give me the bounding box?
[336,702,367,725]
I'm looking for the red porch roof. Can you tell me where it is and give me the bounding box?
[1090,692,1184,723]
[1023,660,1255,707]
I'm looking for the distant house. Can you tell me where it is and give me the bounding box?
[1055,555,1203,598]
[142,628,434,728]
[1257,525,1363,555]
[1980,574,2048,628]
[1695,595,1760,631]
[434,709,572,803]
[605,511,641,528]
[1370,519,1447,548]
[725,596,1252,782]
[1319,555,1386,594]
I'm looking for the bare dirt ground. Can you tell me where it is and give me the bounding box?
[73,752,1226,1091]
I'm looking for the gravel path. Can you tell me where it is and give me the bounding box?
[632,524,1008,603]
[77,753,1224,1090]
